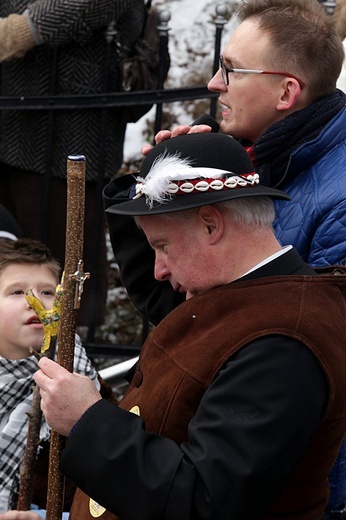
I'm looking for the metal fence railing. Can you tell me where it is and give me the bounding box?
[0,5,231,363]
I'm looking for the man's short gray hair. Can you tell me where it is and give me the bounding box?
[155,196,275,229]
[219,196,275,228]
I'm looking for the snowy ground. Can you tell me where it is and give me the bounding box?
[124,0,346,161]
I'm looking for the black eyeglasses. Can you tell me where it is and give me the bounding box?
[219,56,305,90]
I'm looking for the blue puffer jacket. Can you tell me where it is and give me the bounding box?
[274,105,346,509]
[274,106,346,267]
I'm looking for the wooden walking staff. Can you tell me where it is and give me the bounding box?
[45,155,90,520]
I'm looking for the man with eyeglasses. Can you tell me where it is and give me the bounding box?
[218,55,306,89]
[104,1,346,518]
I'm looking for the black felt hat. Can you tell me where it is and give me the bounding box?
[105,133,290,216]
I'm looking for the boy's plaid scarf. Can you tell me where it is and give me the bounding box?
[0,337,99,512]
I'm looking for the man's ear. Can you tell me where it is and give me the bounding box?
[276,79,302,112]
[198,205,224,245]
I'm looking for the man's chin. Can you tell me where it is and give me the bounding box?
[220,118,235,136]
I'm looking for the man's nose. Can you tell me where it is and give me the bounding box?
[207,69,227,92]
[154,257,170,282]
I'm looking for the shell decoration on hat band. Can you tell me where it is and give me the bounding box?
[132,153,259,209]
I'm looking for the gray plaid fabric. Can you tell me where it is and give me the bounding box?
[0,336,99,512]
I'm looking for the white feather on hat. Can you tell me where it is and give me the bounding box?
[134,152,234,208]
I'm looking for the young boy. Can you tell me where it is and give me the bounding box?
[0,238,102,514]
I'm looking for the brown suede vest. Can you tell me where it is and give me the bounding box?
[70,271,346,519]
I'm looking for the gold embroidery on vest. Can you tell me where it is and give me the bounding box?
[129,405,140,415]
[89,498,106,517]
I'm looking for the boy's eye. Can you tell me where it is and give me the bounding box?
[41,290,55,297]
[11,289,24,295]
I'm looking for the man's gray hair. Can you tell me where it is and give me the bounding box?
[155,196,275,229]
[219,196,275,227]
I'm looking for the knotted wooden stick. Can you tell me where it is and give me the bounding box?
[17,384,42,511]
[17,341,57,511]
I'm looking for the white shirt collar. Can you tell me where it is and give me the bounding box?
[240,245,293,278]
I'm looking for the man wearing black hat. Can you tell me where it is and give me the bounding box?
[33,133,346,520]
[103,1,346,517]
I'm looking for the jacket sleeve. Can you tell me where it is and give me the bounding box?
[27,0,142,45]
[0,12,35,61]
[60,336,328,519]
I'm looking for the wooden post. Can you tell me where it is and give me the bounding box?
[45,155,88,520]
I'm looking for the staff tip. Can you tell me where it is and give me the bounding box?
[67,155,86,162]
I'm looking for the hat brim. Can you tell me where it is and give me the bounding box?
[104,132,291,216]
[105,175,290,216]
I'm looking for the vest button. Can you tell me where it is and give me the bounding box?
[133,370,143,387]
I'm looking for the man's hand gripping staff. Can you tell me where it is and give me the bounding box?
[34,359,101,437]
